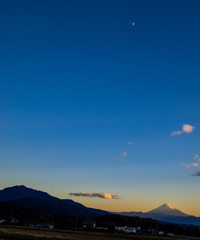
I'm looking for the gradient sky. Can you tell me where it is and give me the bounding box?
[1,0,200,216]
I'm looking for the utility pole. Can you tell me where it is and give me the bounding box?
[156,222,157,235]
[75,211,77,231]
[136,220,137,235]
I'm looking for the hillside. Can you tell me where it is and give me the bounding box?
[0,185,108,218]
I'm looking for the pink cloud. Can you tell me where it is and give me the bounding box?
[171,131,182,136]
[181,163,199,168]
[182,124,195,133]
[128,142,133,145]
[171,124,195,136]
[122,152,127,157]
[112,157,124,162]
[69,192,119,199]
[194,155,200,162]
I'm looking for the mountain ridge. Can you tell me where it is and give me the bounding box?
[0,185,108,218]
[0,185,59,202]
[111,203,200,226]
[1,185,200,226]
[146,203,189,217]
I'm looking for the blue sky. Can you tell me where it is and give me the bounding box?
[1,0,200,216]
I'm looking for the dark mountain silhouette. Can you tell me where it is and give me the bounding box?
[144,213,200,226]
[62,199,108,215]
[1,186,200,226]
[112,203,200,226]
[0,185,57,202]
[0,200,54,222]
[114,211,144,217]
[8,197,95,220]
[62,199,87,208]
[0,185,108,217]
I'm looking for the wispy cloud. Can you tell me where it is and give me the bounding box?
[171,131,182,136]
[171,124,195,136]
[122,152,127,157]
[69,192,119,199]
[194,155,200,162]
[112,157,124,161]
[181,163,199,168]
[192,170,200,176]
[128,142,133,145]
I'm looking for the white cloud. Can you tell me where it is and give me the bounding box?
[171,124,195,136]
[194,155,200,162]
[69,192,119,199]
[181,163,199,168]
[182,124,196,133]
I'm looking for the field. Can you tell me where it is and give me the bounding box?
[0,226,199,240]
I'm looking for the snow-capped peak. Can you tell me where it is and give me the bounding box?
[146,203,188,217]
[164,203,175,210]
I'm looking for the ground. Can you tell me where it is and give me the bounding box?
[0,226,198,240]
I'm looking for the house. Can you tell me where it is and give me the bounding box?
[115,225,136,234]
[115,224,127,232]
[82,221,96,229]
[37,221,54,229]
[124,227,136,234]
[0,217,19,225]
[158,231,164,236]
[167,233,175,237]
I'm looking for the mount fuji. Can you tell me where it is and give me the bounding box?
[146,203,188,217]
[113,203,200,226]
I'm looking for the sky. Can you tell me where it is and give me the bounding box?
[0,0,200,216]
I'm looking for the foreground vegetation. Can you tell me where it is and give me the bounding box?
[0,226,200,240]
